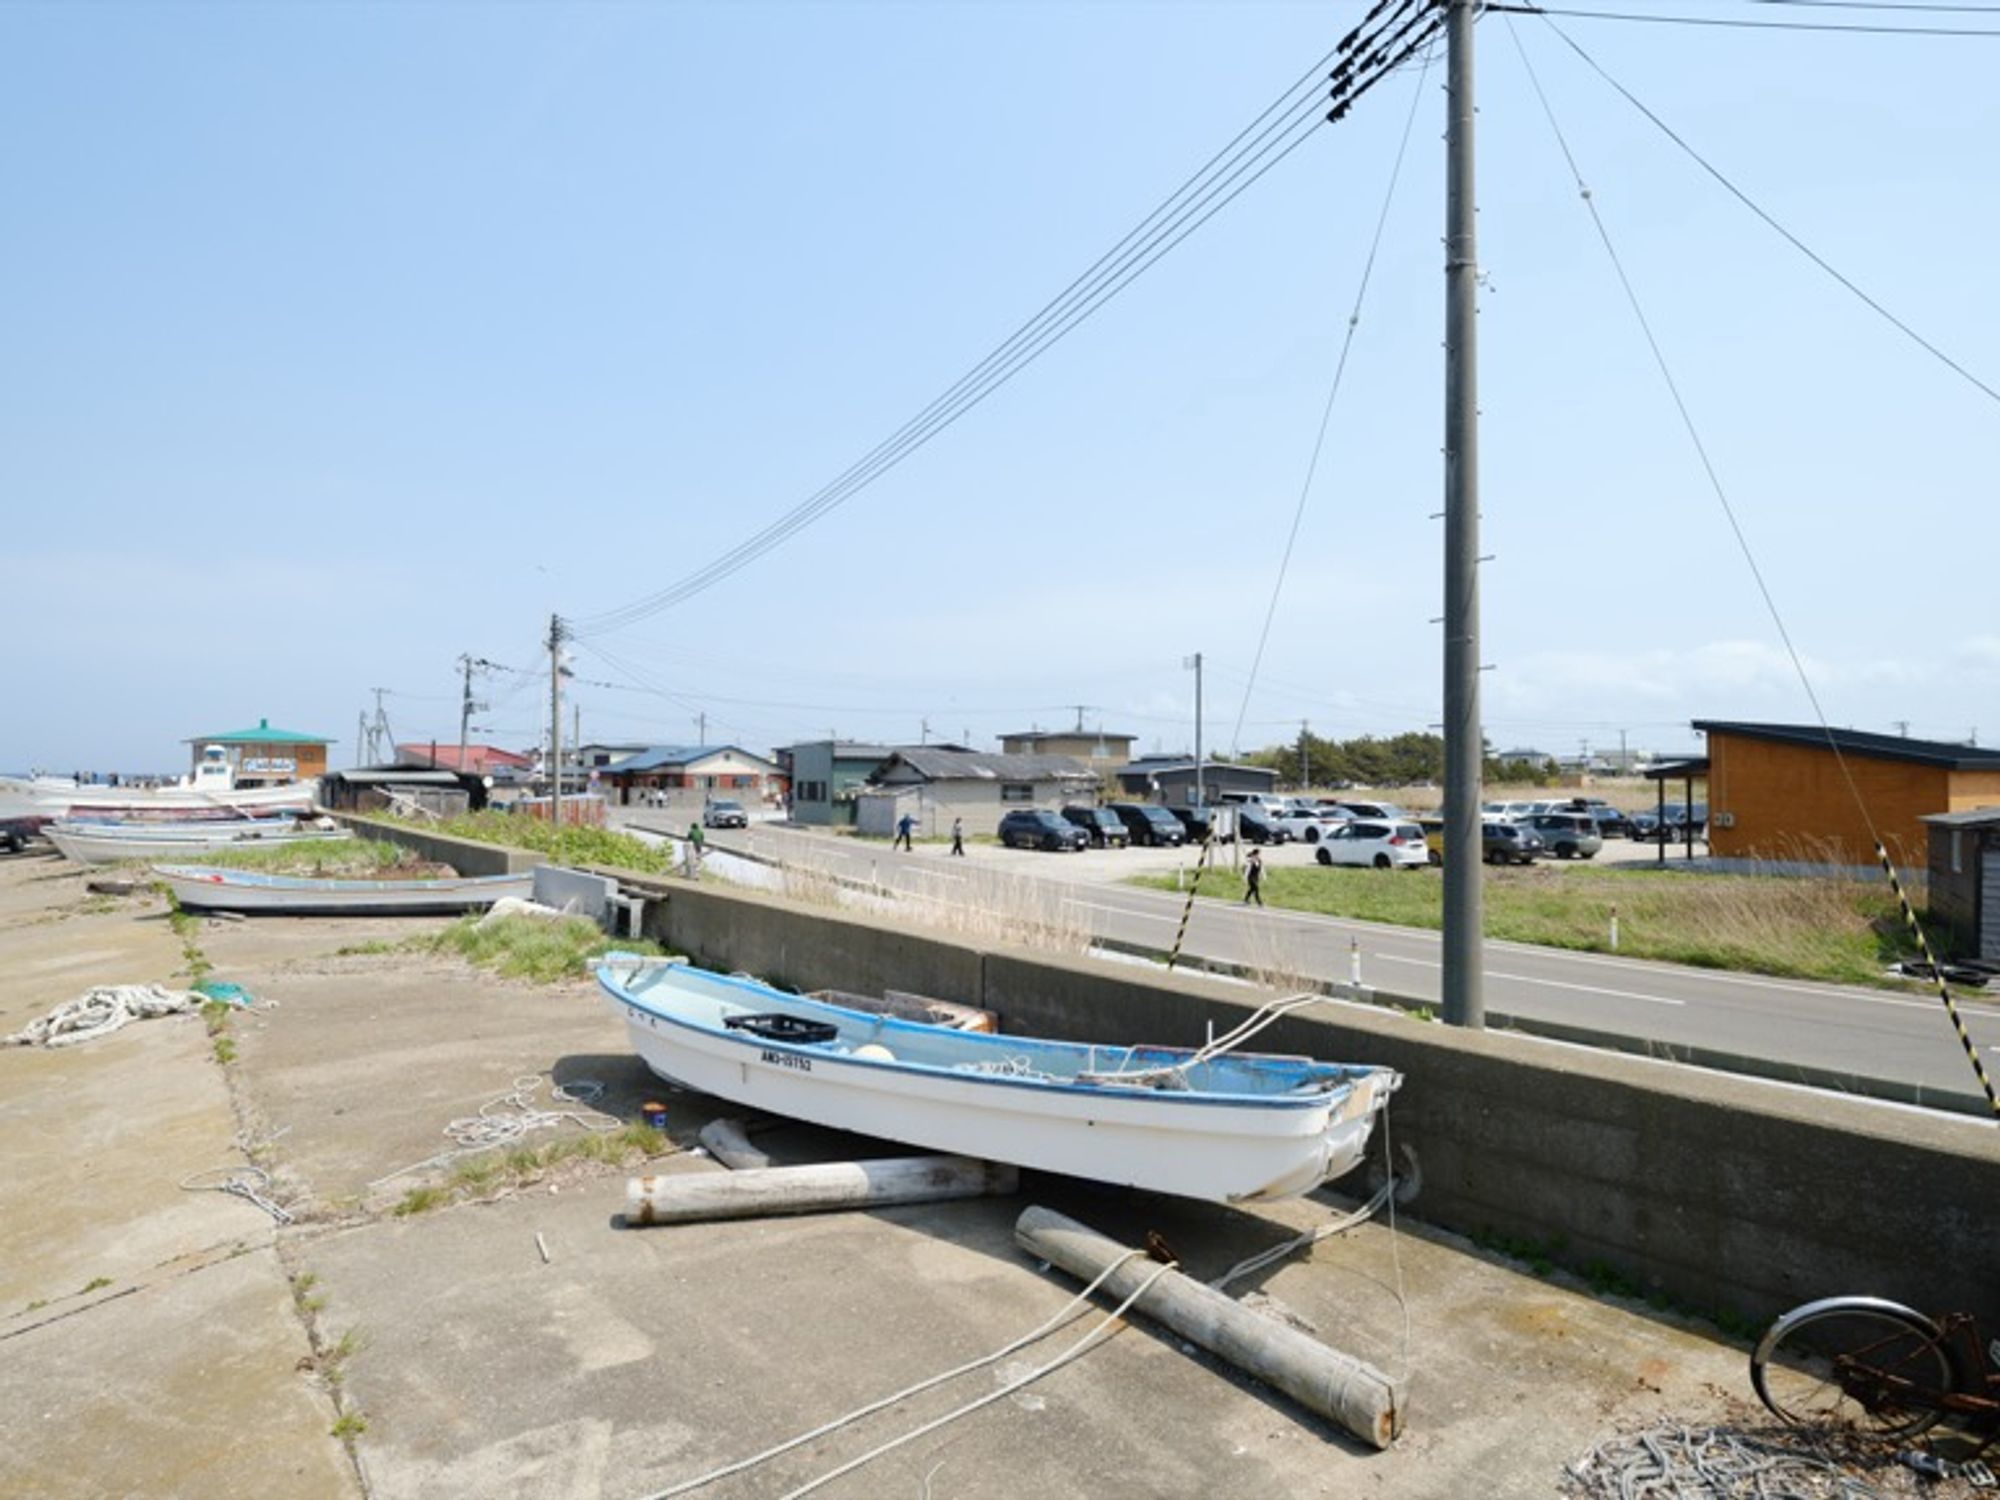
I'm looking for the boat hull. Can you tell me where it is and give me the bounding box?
[47,823,349,865]
[5,780,320,819]
[155,864,532,915]
[598,959,1397,1204]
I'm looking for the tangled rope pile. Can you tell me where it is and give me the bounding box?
[1564,1425,1890,1500]
[369,1075,614,1188]
[5,985,201,1048]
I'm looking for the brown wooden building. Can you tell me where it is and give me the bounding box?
[184,718,331,787]
[1697,720,2000,866]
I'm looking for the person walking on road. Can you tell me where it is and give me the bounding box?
[894,813,915,852]
[685,820,705,879]
[1243,846,1264,907]
[949,816,965,857]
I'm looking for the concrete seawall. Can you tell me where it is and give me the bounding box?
[341,815,2000,1332]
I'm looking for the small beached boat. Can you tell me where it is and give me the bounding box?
[154,864,534,915]
[596,956,1400,1204]
[46,820,349,866]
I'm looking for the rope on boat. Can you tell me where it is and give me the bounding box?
[367,1076,615,1188]
[635,1249,1166,1499]
[1080,989,1330,1089]
[4,984,202,1048]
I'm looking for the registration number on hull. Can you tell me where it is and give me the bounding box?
[761,1049,812,1072]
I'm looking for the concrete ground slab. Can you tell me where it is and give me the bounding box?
[0,856,359,1498]
[0,1245,355,1500]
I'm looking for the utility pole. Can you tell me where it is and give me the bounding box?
[1893,720,1910,738]
[1186,653,1205,806]
[1619,728,1628,776]
[1441,0,1485,1030]
[547,615,564,813]
[355,711,367,769]
[1300,721,1311,791]
[697,711,707,745]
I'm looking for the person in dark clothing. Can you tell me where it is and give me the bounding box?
[894,813,915,851]
[1243,846,1264,906]
[949,817,965,856]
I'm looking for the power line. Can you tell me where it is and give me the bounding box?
[569,0,1447,637]
[1527,12,2000,407]
[1230,34,1439,757]
[1482,2,2000,35]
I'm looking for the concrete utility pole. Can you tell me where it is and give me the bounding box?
[1300,721,1311,791]
[1187,653,1206,806]
[548,615,563,812]
[1441,0,1485,1030]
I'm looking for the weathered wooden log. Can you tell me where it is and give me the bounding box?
[626,1156,1017,1226]
[1013,1204,1403,1449]
[697,1117,772,1171]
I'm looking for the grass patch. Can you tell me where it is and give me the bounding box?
[1133,862,1937,988]
[426,913,663,984]
[400,1123,673,1213]
[392,1185,449,1217]
[80,1276,112,1294]
[194,837,422,878]
[409,812,679,877]
[212,1036,237,1065]
[330,1411,367,1440]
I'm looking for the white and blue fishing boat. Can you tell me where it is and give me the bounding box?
[596,955,1400,1204]
[155,863,534,916]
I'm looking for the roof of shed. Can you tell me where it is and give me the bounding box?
[187,717,331,745]
[1695,721,2000,772]
[875,749,1093,783]
[603,745,774,774]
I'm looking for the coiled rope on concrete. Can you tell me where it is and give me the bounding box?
[369,1075,614,1189]
[4,985,201,1048]
[179,1165,295,1225]
[1563,1424,1889,1500]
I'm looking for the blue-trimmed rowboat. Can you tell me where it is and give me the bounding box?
[595,955,1400,1204]
[47,819,346,865]
[154,863,533,915]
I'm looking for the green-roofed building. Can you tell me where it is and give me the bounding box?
[184,717,332,787]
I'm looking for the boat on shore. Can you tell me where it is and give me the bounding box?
[47,820,348,866]
[154,863,533,915]
[0,745,319,823]
[595,955,1399,1204]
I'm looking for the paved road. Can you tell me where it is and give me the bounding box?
[627,816,2000,1114]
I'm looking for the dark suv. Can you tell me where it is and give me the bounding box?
[1059,806,1130,849]
[997,809,1089,851]
[1108,802,1186,848]
[1169,805,1231,844]
[1482,821,1544,865]
[1235,805,1292,845]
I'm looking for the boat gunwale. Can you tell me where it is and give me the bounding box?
[596,957,1378,1115]
[154,864,526,895]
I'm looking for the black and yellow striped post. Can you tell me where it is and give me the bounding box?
[1876,841,2000,1121]
[1165,836,1216,971]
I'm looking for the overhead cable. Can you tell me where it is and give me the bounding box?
[1483,2,2000,35]
[1527,12,2000,407]
[569,0,1447,637]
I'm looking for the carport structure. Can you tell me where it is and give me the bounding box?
[1642,757,1708,864]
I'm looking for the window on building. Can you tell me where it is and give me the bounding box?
[1001,783,1033,803]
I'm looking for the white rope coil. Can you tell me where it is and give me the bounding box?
[5,985,201,1048]
[368,1076,614,1188]
[180,1165,295,1225]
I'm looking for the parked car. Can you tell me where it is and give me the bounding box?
[1108,802,1186,848]
[1269,806,1326,842]
[1059,805,1130,849]
[1169,805,1232,844]
[1326,799,1407,822]
[1313,819,1430,869]
[702,798,749,829]
[997,809,1089,852]
[1523,812,1603,859]
[1235,805,1293,845]
[1482,821,1544,864]
[1588,806,1631,839]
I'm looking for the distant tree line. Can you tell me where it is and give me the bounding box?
[1239,731,1555,789]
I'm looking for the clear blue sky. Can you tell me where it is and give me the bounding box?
[4,1,1994,773]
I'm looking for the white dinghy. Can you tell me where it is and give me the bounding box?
[596,955,1399,1204]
